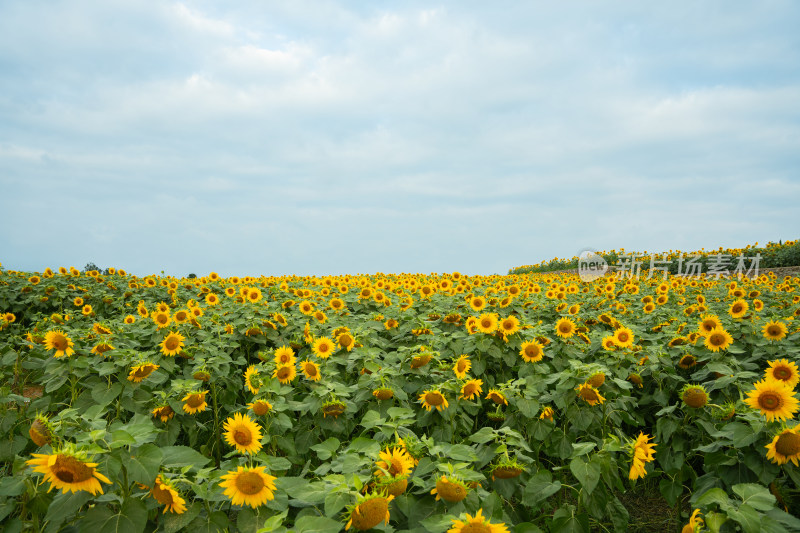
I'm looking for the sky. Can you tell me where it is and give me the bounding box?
[1,1,798,278]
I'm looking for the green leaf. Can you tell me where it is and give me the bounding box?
[726,504,763,533]
[347,438,380,456]
[551,505,589,533]
[160,446,212,468]
[522,471,561,506]
[732,483,776,512]
[360,410,383,429]
[162,502,202,533]
[605,496,629,533]
[469,426,496,444]
[695,487,731,508]
[514,523,544,533]
[124,443,162,486]
[569,457,601,494]
[311,438,340,461]
[444,444,478,462]
[91,383,123,408]
[44,491,93,533]
[571,442,596,457]
[292,515,343,533]
[324,492,349,517]
[658,477,683,507]
[0,476,25,497]
[79,498,147,533]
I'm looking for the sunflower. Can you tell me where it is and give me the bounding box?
[73,297,84,307]
[173,309,190,324]
[152,405,175,422]
[205,293,219,306]
[430,475,469,502]
[375,447,414,479]
[273,363,297,385]
[219,465,277,508]
[698,314,722,336]
[678,353,697,369]
[448,509,509,533]
[576,383,605,406]
[419,390,449,411]
[586,372,605,388]
[766,359,800,388]
[765,426,800,466]
[337,332,355,352]
[453,355,471,378]
[300,359,321,381]
[44,330,75,358]
[554,317,576,339]
[469,296,487,312]
[728,299,749,319]
[182,390,209,414]
[312,337,335,359]
[681,384,708,408]
[151,310,171,329]
[160,331,185,356]
[273,345,295,366]
[321,400,347,418]
[460,379,483,400]
[763,321,788,341]
[628,373,643,388]
[704,328,733,352]
[628,432,657,480]
[345,492,394,531]
[485,389,508,405]
[539,406,554,421]
[81,304,93,316]
[247,399,273,416]
[682,509,704,533]
[601,336,616,351]
[244,366,260,394]
[499,316,520,337]
[91,341,114,356]
[27,450,111,495]
[373,387,395,400]
[29,415,53,447]
[124,315,136,324]
[519,340,544,363]
[223,412,263,454]
[128,363,159,383]
[150,475,187,514]
[476,313,498,334]
[744,379,799,421]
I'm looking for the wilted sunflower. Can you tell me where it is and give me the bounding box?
[460,379,483,400]
[29,414,54,447]
[149,475,187,514]
[152,405,175,422]
[300,359,321,381]
[554,317,576,339]
[682,509,704,533]
[345,492,394,531]
[223,412,263,454]
[373,387,394,400]
[27,450,111,495]
[44,330,75,358]
[273,363,297,385]
[628,432,657,480]
[485,389,508,405]
[321,400,346,418]
[762,321,788,341]
[182,390,209,414]
[219,465,277,508]
[704,328,733,352]
[312,337,334,359]
[419,390,449,411]
[613,327,634,349]
[430,475,469,502]
[160,331,185,356]
[448,509,509,533]
[128,363,159,383]
[765,426,800,466]
[745,379,799,421]
[519,340,544,363]
[765,359,800,388]
[453,354,471,378]
[539,406,554,421]
[247,399,273,416]
[576,383,605,406]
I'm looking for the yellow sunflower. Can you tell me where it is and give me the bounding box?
[460,379,483,400]
[373,387,395,400]
[682,509,704,533]
[205,293,219,306]
[337,332,355,352]
[613,327,634,349]
[499,316,520,336]
[300,359,321,381]
[763,321,788,341]
[160,331,185,356]
[519,340,544,363]
[469,296,487,312]
[44,330,75,358]
[765,426,800,466]
[766,359,800,388]
[539,406,554,421]
[244,366,260,394]
[150,475,187,514]
[374,447,414,479]
[453,354,471,378]
[219,465,277,508]
[486,389,508,405]
[576,383,605,406]
[419,390,449,411]
[182,390,209,414]
[346,492,394,531]
[704,328,733,352]
[273,363,297,385]
[744,379,799,422]
[29,415,53,447]
[628,432,656,480]
[273,345,296,365]
[312,337,335,359]
[27,451,111,495]
[476,313,498,334]
[554,317,576,339]
[430,475,469,502]
[698,314,722,336]
[127,363,159,383]
[448,509,509,533]
[151,310,171,329]
[728,299,749,319]
[223,412,263,454]
[247,399,273,416]
[152,405,175,422]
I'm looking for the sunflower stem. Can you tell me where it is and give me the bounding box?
[211,382,222,468]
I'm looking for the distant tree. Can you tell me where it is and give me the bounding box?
[188,273,197,279]
[83,262,100,273]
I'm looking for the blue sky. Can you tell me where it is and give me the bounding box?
[1,1,798,277]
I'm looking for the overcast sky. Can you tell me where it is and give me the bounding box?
[1,1,798,277]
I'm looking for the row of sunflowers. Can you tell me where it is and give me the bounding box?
[1,263,800,532]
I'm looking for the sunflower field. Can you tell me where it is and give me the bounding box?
[1,264,800,533]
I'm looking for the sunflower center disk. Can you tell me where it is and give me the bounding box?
[775,432,800,456]
[235,472,265,495]
[461,524,491,533]
[760,393,782,410]
[187,395,204,407]
[234,429,252,446]
[54,455,93,483]
[426,393,444,406]
[774,368,791,380]
[166,339,179,350]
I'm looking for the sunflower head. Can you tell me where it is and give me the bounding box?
[219,465,277,509]
[447,508,509,533]
[765,426,800,466]
[150,475,188,514]
[681,384,709,409]
[430,475,469,502]
[539,406,554,421]
[223,412,263,454]
[744,378,800,422]
[373,387,395,401]
[29,414,55,447]
[554,317,576,339]
[586,372,606,388]
[766,359,799,388]
[26,446,111,495]
[485,389,508,405]
[419,390,449,411]
[519,340,544,363]
[490,458,525,480]
[763,321,788,341]
[248,399,273,416]
[460,379,483,401]
[321,400,347,418]
[345,491,394,531]
[576,383,605,406]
